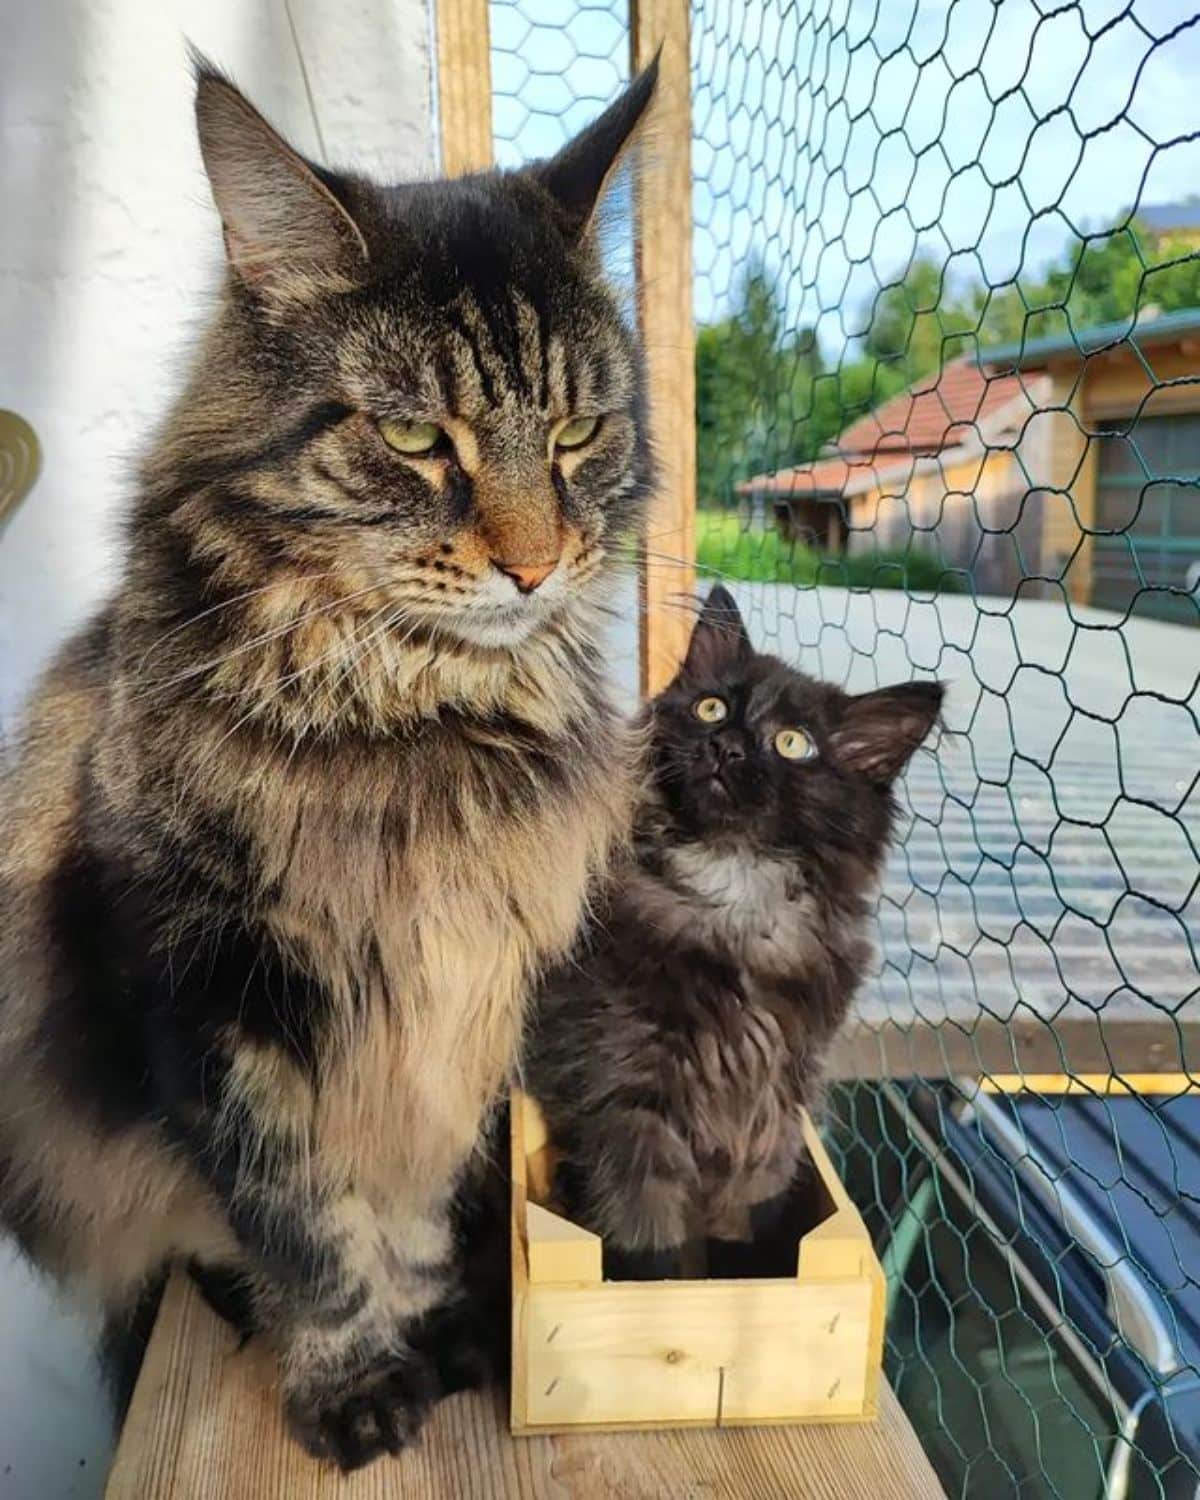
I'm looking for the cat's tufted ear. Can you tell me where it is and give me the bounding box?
[680,584,753,680]
[831,681,945,785]
[193,55,368,291]
[527,56,659,241]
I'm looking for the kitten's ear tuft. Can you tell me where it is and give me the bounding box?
[192,52,368,291]
[528,56,659,241]
[831,680,945,784]
[680,583,753,680]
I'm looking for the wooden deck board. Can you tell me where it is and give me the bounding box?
[827,1010,1199,1079]
[105,1275,943,1498]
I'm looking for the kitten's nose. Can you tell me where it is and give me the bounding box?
[716,735,746,765]
[492,558,558,594]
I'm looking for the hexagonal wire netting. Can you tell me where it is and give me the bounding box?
[490,1,1200,1494]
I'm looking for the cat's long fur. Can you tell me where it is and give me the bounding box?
[0,60,656,1469]
[528,587,943,1276]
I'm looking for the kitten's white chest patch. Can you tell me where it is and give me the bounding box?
[665,843,819,967]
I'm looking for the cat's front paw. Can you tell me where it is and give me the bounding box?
[605,1242,688,1281]
[409,1294,505,1396]
[284,1354,437,1472]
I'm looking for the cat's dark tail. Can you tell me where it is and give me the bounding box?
[185,1257,260,1343]
[99,1257,265,1425]
[98,1268,169,1422]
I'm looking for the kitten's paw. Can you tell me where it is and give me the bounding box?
[285,1355,437,1472]
[408,1296,505,1396]
[605,1243,687,1281]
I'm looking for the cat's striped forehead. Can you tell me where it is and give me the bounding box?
[347,284,636,425]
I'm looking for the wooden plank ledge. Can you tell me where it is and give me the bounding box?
[105,1274,944,1498]
[827,1012,1200,1080]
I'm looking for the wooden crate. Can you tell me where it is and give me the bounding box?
[510,1093,886,1435]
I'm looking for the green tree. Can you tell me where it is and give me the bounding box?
[858,224,1200,370]
[970,221,1200,349]
[695,259,817,504]
[691,218,1200,511]
[862,256,976,383]
[695,262,914,503]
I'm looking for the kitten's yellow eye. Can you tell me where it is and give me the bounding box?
[694,696,728,724]
[378,419,444,455]
[775,727,816,761]
[555,415,600,451]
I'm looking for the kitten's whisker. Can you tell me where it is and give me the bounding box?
[278,601,398,707]
[322,602,414,702]
[276,585,449,712]
[284,583,464,729]
[589,598,706,629]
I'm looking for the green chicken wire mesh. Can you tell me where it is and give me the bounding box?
[490,1,1200,1494]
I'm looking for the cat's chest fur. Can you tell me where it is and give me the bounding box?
[293,757,618,1185]
[641,844,818,1215]
[145,686,633,1201]
[663,842,820,977]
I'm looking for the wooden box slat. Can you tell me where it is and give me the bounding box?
[511,1094,887,1434]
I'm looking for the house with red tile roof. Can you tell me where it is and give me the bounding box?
[739,356,1047,596]
[738,312,1200,614]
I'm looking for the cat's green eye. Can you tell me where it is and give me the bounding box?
[378,419,444,456]
[694,695,728,724]
[555,415,600,451]
[775,727,816,762]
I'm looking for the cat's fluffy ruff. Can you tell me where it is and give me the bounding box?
[0,59,656,1471]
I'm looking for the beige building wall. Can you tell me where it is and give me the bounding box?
[1037,344,1200,605]
[843,343,1200,604]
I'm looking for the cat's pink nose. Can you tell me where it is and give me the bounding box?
[493,558,558,593]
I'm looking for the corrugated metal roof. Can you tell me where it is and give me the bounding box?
[978,307,1200,372]
[990,1091,1200,1373]
[1140,202,1200,234]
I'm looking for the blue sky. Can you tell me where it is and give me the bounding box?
[489,0,1200,351]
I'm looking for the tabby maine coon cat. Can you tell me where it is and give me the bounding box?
[528,586,943,1278]
[0,59,657,1469]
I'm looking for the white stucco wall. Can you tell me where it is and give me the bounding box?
[0,0,434,727]
[0,7,432,1494]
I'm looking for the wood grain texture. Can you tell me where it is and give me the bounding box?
[631,0,698,695]
[522,1279,875,1429]
[435,0,493,176]
[526,1202,603,1285]
[826,1012,1200,1080]
[105,1275,943,1499]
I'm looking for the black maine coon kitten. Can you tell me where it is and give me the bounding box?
[527,585,944,1278]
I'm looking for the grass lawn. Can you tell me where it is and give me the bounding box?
[694,511,963,593]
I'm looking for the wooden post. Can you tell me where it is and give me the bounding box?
[631,0,697,695]
[436,0,493,176]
